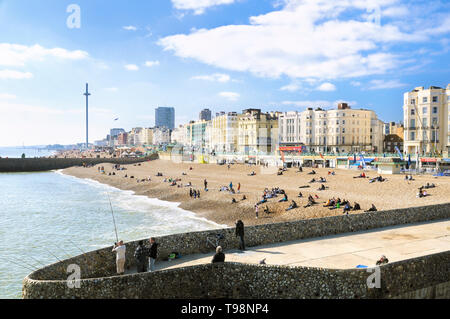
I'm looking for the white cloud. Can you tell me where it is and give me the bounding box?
[0,43,88,67]
[350,81,362,87]
[280,83,301,92]
[123,25,138,31]
[316,82,336,91]
[125,64,139,71]
[367,79,407,90]
[104,87,119,92]
[191,73,231,83]
[160,0,448,80]
[144,60,160,67]
[172,0,236,15]
[219,91,240,101]
[0,93,16,99]
[0,69,33,79]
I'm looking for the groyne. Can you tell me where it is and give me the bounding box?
[22,202,450,299]
[0,154,158,172]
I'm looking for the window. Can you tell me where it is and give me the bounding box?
[432,96,438,103]
[411,109,415,115]
[422,107,428,114]
[342,128,345,133]
[342,120,346,124]
[423,118,427,127]
[423,97,428,103]
[411,99,415,105]
[410,119,415,128]
[433,107,438,114]
[410,132,415,140]
[432,118,438,126]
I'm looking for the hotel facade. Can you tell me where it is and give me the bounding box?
[403,85,450,156]
[278,103,384,154]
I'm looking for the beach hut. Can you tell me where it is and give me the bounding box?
[373,157,405,174]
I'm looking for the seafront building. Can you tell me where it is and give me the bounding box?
[153,127,171,145]
[237,109,280,155]
[278,103,384,154]
[155,107,175,130]
[171,125,187,145]
[185,120,210,152]
[403,85,450,156]
[209,112,239,153]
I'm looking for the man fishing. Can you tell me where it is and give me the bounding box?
[112,241,126,275]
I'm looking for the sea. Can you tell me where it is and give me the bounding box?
[0,147,223,299]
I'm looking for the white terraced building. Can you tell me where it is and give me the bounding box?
[278,103,384,154]
[403,85,450,156]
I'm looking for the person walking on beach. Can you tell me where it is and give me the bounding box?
[148,237,158,272]
[134,240,147,273]
[212,246,225,263]
[204,179,208,191]
[112,240,126,275]
[237,183,241,193]
[255,204,259,219]
[235,220,245,251]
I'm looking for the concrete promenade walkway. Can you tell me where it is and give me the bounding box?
[149,219,450,271]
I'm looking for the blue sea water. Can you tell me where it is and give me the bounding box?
[0,147,56,158]
[0,171,223,299]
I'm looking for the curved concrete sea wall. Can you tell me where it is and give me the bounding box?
[23,203,450,299]
[0,154,158,172]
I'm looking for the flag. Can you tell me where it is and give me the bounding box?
[394,146,403,160]
[114,118,119,121]
[319,152,324,159]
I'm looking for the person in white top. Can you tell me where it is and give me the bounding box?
[112,240,126,275]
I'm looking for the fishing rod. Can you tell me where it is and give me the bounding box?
[53,243,73,259]
[43,247,63,263]
[9,256,40,271]
[107,193,119,243]
[0,257,36,272]
[26,255,47,268]
[68,239,97,265]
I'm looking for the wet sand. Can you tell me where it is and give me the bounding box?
[62,159,450,227]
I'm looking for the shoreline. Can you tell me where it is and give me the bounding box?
[61,159,450,227]
[56,169,227,229]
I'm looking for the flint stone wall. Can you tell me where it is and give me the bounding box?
[0,154,158,172]
[23,202,450,299]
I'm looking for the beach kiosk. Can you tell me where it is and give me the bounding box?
[373,157,405,175]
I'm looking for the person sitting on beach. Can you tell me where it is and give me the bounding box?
[285,200,298,211]
[323,199,333,207]
[319,177,326,183]
[248,171,256,176]
[197,190,201,199]
[182,172,187,176]
[258,195,267,205]
[242,195,247,201]
[307,170,316,175]
[353,202,361,211]
[298,166,303,172]
[354,172,366,178]
[309,178,316,183]
[231,198,237,204]
[365,204,377,212]
[264,205,272,215]
[279,193,288,202]
[277,171,283,176]
[298,192,303,198]
[343,203,352,215]
[303,196,317,208]
[318,184,326,191]
[170,181,176,186]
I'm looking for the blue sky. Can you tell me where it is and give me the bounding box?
[0,0,449,146]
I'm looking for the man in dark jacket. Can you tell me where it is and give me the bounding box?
[235,220,245,251]
[212,246,225,263]
[134,240,147,273]
[148,237,158,272]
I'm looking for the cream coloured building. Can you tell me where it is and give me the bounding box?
[209,112,239,153]
[237,109,279,155]
[278,103,384,153]
[171,125,187,145]
[403,85,450,156]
